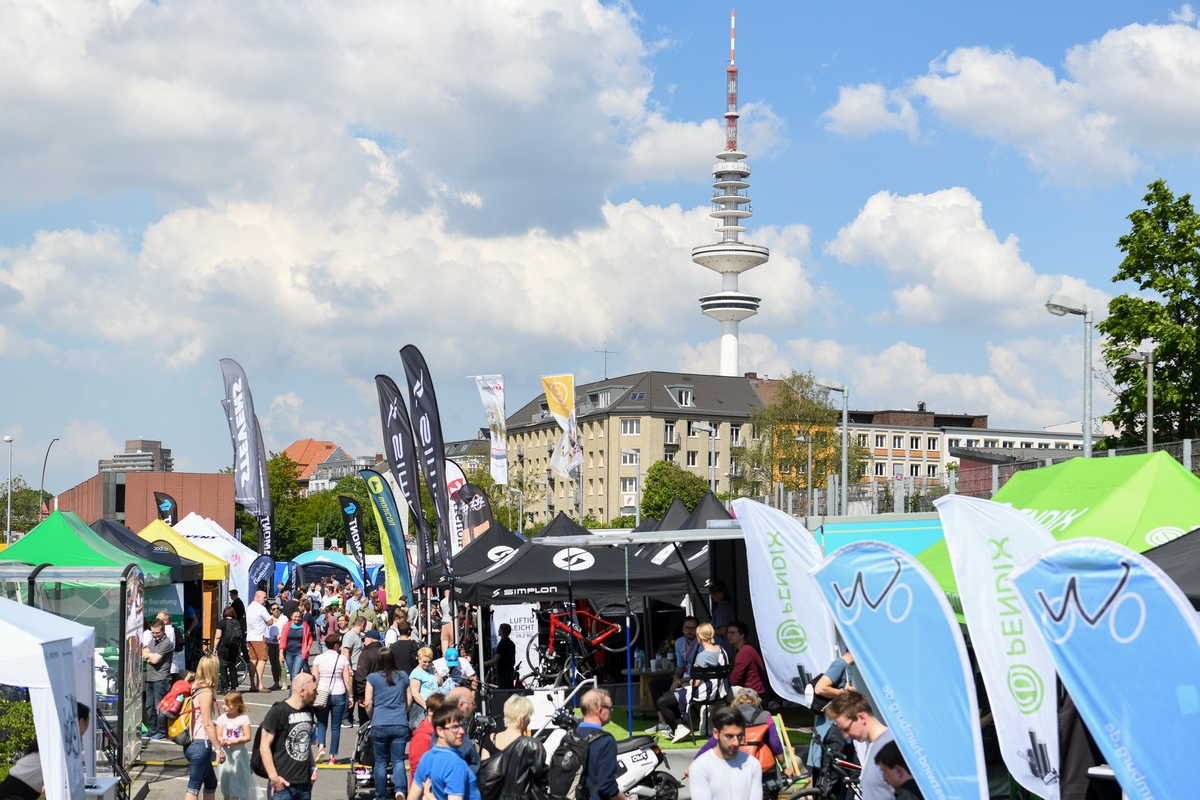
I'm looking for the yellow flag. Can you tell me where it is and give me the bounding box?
[541,374,575,421]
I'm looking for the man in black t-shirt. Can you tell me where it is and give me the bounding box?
[279,588,300,621]
[388,619,419,675]
[483,623,516,689]
[260,673,318,799]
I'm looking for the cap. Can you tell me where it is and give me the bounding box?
[445,647,459,666]
[365,629,381,640]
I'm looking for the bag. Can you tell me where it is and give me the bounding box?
[546,728,607,800]
[251,701,287,778]
[806,673,831,713]
[742,723,779,773]
[168,687,205,747]
[477,747,508,800]
[313,653,340,709]
[158,679,193,719]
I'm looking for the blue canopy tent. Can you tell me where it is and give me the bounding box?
[287,551,366,589]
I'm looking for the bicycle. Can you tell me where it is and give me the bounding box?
[524,603,639,688]
[780,745,861,800]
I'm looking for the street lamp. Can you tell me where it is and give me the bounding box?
[817,379,848,515]
[39,438,59,521]
[690,423,719,493]
[1121,339,1158,454]
[794,435,813,514]
[1046,293,1093,458]
[619,448,645,526]
[4,436,12,545]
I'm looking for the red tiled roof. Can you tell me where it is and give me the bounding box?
[283,439,340,481]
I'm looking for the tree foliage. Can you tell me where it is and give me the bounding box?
[732,370,869,497]
[0,476,50,534]
[1099,179,1200,447]
[640,460,709,519]
[0,694,35,779]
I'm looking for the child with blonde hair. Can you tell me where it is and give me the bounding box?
[216,692,253,800]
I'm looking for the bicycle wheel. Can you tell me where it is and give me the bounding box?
[235,656,248,688]
[596,604,639,652]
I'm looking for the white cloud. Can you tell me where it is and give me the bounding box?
[822,20,1200,183]
[821,83,918,138]
[825,187,1108,329]
[61,421,121,468]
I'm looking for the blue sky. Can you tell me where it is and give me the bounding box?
[3,0,1199,491]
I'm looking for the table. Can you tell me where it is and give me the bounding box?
[85,776,120,800]
[622,668,675,712]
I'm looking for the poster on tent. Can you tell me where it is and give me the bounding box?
[123,570,146,769]
[146,584,186,673]
[492,603,539,674]
[38,639,85,800]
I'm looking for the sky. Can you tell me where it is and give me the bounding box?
[4,0,1200,492]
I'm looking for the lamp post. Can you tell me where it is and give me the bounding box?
[4,436,12,545]
[1120,340,1158,454]
[1046,294,1093,458]
[817,379,849,515]
[794,435,813,515]
[39,438,59,521]
[691,423,719,493]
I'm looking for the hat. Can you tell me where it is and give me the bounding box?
[444,647,459,666]
[365,629,381,641]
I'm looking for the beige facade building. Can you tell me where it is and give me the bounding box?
[506,371,771,524]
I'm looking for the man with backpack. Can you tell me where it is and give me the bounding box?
[547,689,626,800]
[808,650,856,787]
[256,673,319,800]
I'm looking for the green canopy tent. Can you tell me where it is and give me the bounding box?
[919,451,1200,610]
[0,510,172,586]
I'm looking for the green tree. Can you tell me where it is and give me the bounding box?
[0,696,35,779]
[463,462,546,533]
[0,476,49,534]
[640,460,709,519]
[734,370,869,497]
[1100,179,1200,448]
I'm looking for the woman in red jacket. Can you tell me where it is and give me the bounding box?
[279,609,313,685]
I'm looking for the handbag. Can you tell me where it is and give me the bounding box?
[313,652,339,709]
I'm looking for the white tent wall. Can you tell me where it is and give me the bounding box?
[0,598,97,800]
[173,513,254,600]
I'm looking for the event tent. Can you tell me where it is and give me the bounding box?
[453,525,689,604]
[91,519,203,583]
[174,513,255,597]
[0,597,96,800]
[654,496,691,532]
[424,522,526,585]
[1143,529,1200,609]
[0,511,171,586]
[289,550,366,588]
[137,520,230,581]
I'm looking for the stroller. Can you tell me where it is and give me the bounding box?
[346,721,403,800]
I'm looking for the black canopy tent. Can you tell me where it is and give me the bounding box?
[91,519,203,583]
[424,522,526,586]
[1144,527,1200,609]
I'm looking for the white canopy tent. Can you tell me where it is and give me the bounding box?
[174,513,256,599]
[0,598,96,800]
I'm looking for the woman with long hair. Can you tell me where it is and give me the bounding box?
[279,609,313,684]
[363,648,411,800]
[654,621,729,743]
[311,632,353,764]
[186,655,225,800]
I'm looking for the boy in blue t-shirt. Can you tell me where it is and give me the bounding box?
[409,705,480,800]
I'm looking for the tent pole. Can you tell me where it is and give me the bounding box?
[624,545,633,737]
[673,543,710,622]
[566,555,576,691]
[476,605,486,715]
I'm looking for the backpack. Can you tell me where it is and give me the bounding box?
[158,679,193,719]
[168,686,206,747]
[742,723,779,773]
[546,728,607,800]
[223,619,243,648]
[250,701,288,778]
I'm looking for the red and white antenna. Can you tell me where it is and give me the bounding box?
[726,9,738,152]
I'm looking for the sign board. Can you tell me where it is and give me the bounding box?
[312,536,325,550]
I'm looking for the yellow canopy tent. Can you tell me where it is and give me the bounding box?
[138,520,229,642]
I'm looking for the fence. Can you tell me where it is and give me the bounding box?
[751,440,1200,517]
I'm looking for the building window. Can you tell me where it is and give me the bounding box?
[893,435,903,449]
[875,434,886,448]
[730,424,742,444]
[621,418,640,436]
[688,421,699,438]
[910,464,920,477]
[664,421,676,442]
[629,392,646,401]
[729,455,738,473]
[857,433,868,447]
[676,388,694,407]
[948,438,960,447]
[1021,442,1032,448]
[687,450,698,467]
[927,437,938,451]
[984,439,998,448]
[910,436,921,450]
[621,477,638,493]
[966,439,980,447]
[598,423,603,438]
[708,450,718,467]
[588,479,594,496]
[780,459,792,474]
[588,390,610,408]
[587,452,593,469]
[587,424,593,440]
[597,451,604,468]
[665,451,675,463]
[1055,443,1067,449]
[598,478,604,495]
[927,464,938,477]
[1072,444,1082,450]
[1038,442,1050,449]
[874,462,885,476]
[621,448,640,465]
[1002,441,1014,448]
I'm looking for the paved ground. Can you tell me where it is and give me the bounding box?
[128,690,698,800]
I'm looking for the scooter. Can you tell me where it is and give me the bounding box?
[535,680,681,800]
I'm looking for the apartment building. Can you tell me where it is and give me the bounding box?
[506,371,767,523]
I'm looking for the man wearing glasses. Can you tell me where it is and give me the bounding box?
[408,704,480,800]
[575,690,627,800]
[825,690,895,800]
[688,707,762,800]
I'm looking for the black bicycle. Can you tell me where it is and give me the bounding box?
[781,745,861,800]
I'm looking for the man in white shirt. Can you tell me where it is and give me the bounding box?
[245,589,274,693]
[432,647,477,691]
[688,707,762,800]
[826,690,896,800]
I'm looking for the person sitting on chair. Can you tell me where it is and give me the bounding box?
[654,622,729,743]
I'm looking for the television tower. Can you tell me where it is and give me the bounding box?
[693,9,770,377]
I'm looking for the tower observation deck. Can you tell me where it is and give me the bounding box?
[693,9,769,377]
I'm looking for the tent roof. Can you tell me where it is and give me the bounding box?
[680,491,731,530]
[1143,528,1200,610]
[630,516,658,533]
[540,512,590,537]
[173,513,257,596]
[0,511,172,585]
[291,550,366,588]
[425,522,526,584]
[137,520,229,581]
[91,519,203,583]
[453,534,690,604]
[654,497,691,532]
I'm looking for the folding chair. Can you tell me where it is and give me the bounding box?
[688,663,733,742]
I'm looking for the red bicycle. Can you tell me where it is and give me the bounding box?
[523,603,640,688]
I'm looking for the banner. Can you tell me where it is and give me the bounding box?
[253,417,274,556]
[219,359,268,518]
[937,496,1060,797]
[474,374,509,485]
[732,498,835,703]
[258,511,275,559]
[362,468,414,603]
[376,374,432,589]
[35,639,84,800]
[541,374,583,480]
[154,492,178,525]
[812,542,987,800]
[338,495,367,576]
[1011,538,1200,800]
[491,602,539,674]
[248,554,275,590]
[455,483,495,550]
[400,345,455,582]
[445,459,468,553]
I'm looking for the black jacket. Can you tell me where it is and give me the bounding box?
[480,736,548,800]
